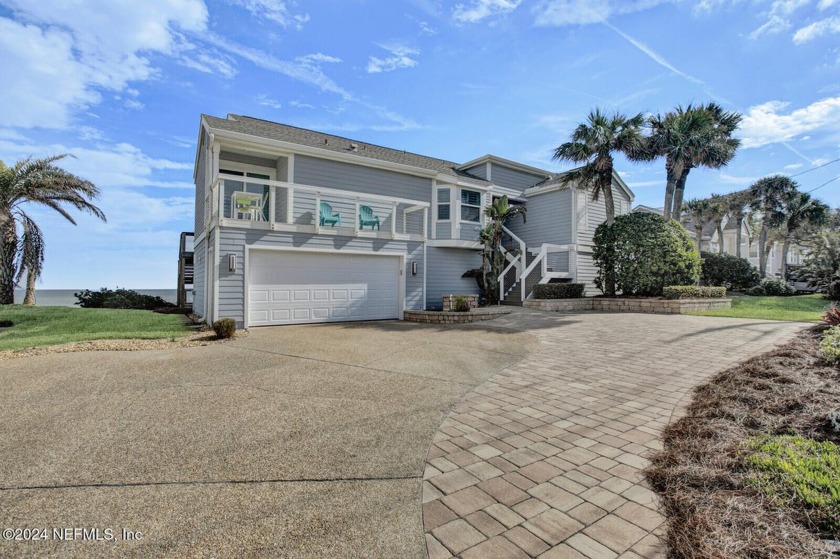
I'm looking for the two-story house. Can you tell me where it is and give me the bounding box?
[192,114,634,327]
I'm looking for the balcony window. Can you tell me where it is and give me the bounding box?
[460,189,481,223]
[222,168,270,221]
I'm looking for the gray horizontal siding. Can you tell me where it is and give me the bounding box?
[576,251,601,296]
[193,238,205,317]
[579,182,632,245]
[217,228,424,326]
[294,155,431,202]
[490,164,544,194]
[459,222,483,242]
[508,189,573,248]
[463,164,487,179]
[435,222,450,239]
[426,247,481,308]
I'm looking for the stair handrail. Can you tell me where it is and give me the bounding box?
[500,226,528,301]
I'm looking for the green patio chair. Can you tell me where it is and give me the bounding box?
[319,201,341,227]
[359,205,380,230]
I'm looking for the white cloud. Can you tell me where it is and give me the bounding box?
[0,0,207,129]
[366,44,420,74]
[419,21,438,35]
[256,95,282,109]
[602,22,705,85]
[454,0,522,23]
[749,0,809,39]
[290,100,315,109]
[179,49,238,78]
[0,140,193,190]
[296,53,342,66]
[533,0,669,26]
[229,0,309,29]
[793,16,840,43]
[784,163,804,170]
[740,97,840,148]
[819,0,839,8]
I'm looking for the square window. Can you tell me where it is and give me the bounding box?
[460,189,481,223]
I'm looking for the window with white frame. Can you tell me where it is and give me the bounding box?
[460,189,481,223]
[437,188,450,221]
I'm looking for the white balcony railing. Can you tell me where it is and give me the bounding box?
[208,174,429,240]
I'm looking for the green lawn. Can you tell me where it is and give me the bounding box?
[689,293,830,322]
[0,306,191,351]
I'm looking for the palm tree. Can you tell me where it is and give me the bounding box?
[683,198,713,253]
[724,190,752,258]
[749,175,797,277]
[778,191,829,279]
[646,103,742,221]
[479,195,526,305]
[0,155,106,305]
[553,108,645,225]
[707,194,728,254]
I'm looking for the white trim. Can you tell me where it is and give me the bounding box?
[485,161,492,182]
[212,229,220,323]
[422,243,427,310]
[571,188,578,245]
[244,245,407,328]
[288,153,295,182]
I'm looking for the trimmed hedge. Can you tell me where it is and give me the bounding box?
[663,285,727,300]
[532,283,586,299]
[747,278,797,296]
[75,287,176,310]
[700,251,761,291]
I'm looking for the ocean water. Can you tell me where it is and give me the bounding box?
[13,289,178,307]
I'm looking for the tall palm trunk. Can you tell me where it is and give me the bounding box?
[781,237,791,281]
[717,222,725,254]
[23,268,36,305]
[602,173,616,225]
[663,158,678,221]
[0,220,16,305]
[735,217,743,258]
[695,225,703,253]
[672,168,691,221]
[758,219,769,277]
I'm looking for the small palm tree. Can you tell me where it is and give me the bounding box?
[0,155,106,305]
[553,108,645,225]
[682,198,713,253]
[478,195,526,305]
[778,191,829,279]
[749,175,797,277]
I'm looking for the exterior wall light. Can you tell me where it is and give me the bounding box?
[411,261,418,276]
[228,254,237,272]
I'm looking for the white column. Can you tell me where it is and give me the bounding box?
[391,201,398,238]
[314,191,321,234]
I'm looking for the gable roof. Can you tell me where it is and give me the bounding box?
[532,169,635,201]
[201,114,490,186]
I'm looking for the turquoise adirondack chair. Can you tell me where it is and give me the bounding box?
[319,202,341,227]
[359,205,380,230]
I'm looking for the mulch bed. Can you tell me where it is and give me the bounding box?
[645,326,840,558]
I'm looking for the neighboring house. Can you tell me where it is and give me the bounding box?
[192,114,634,327]
[632,205,798,278]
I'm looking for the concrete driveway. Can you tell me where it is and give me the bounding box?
[0,321,537,558]
[0,311,807,558]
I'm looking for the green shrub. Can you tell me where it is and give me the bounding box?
[212,318,237,338]
[662,286,727,299]
[532,283,585,299]
[75,287,175,310]
[743,435,840,534]
[821,326,840,364]
[452,295,471,312]
[700,251,761,290]
[747,278,797,296]
[593,213,700,297]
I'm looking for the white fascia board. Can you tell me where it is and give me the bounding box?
[435,174,491,191]
[612,171,635,202]
[489,185,526,200]
[207,126,439,179]
[523,183,568,197]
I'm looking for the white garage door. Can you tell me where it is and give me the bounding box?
[248,250,401,326]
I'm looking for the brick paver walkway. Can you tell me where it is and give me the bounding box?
[422,310,807,559]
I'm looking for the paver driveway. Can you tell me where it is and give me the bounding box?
[0,310,805,558]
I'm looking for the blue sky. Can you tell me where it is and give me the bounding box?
[1,0,838,289]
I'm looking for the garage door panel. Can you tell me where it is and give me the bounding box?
[248,251,400,326]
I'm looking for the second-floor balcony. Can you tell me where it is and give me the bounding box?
[207,173,429,242]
